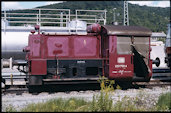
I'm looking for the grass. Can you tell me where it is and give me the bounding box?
[20,98,90,112]
[113,96,144,111]
[156,92,171,111]
[4,92,171,112]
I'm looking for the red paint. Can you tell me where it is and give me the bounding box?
[31,60,47,75]
[46,37,69,57]
[74,37,97,57]
[28,34,41,58]
[43,35,100,59]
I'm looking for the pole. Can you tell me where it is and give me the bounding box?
[113,8,116,23]
[10,74,13,85]
[124,1,129,26]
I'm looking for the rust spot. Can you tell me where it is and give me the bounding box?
[34,39,40,44]
[53,50,63,55]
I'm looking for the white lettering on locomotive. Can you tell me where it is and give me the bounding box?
[112,70,131,75]
[115,64,127,68]
[77,61,86,63]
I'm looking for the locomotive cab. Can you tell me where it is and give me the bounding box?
[101,25,152,82]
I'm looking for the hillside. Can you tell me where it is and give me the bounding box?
[37,1,170,32]
[4,1,170,33]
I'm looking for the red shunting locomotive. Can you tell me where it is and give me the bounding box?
[23,24,152,88]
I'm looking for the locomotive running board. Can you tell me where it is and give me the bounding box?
[43,77,107,85]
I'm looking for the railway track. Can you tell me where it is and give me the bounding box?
[2,79,170,95]
[133,79,171,88]
[2,68,170,94]
[2,85,28,95]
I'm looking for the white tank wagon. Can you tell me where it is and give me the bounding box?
[1,27,30,60]
[150,41,166,68]
[165,23,171,68]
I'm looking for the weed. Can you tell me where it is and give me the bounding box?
[97,75,115,92]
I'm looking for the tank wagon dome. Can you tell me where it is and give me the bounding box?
[67,19,87,30]
[101,25,152,36]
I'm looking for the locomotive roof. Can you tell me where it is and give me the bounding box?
[101,25,152,36]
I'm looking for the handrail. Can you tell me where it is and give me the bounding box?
[1,8,70,27]
[76,9,107,25]
[2,17,69,20]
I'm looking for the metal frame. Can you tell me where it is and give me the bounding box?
[123,1,129,26]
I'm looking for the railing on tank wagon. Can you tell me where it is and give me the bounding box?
[1,8,107,34]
